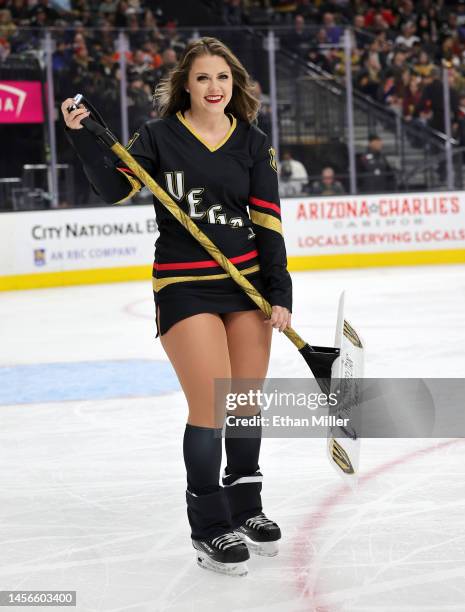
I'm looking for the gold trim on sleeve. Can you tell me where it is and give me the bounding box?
[153,264,260,293]
[250,210,283,235]
[114,168,142,204]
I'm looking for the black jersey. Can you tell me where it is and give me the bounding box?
[66,111,292,314]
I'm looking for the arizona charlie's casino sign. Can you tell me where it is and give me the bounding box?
[282,191,465,267]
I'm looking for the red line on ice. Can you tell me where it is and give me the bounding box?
[293,438,465,611]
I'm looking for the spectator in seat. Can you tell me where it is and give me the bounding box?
[364,3,396,29]
[154,48,178,82]
[114,0,130,28]
[28,0,60,25]
[388,49,408,82]
[130,48,154,79]
[99,0,118,16]
[250,79,272,136]
[416,66,459,133]
[127,14,146,49]
[440,12,459,39]
[395,21,420,49]
[283,14,312,59]
[416,10,436,40]
[140,40,163,70]
[455,93,465,154]
[295,0,318,22]
[403,73,423,120]
[311,166,345,196]
[397,0,416,27]
[457,3,465,27]
[162,21,186,56]
[353,14,371,49]
[278,151,309,197]
[9,0,29,24]
[356,53,382,100]
[69,45,97,91]
[307,45,332,72]
[414,49,434,77]
[441,34,462,66]
[0,37,11,62]
[0,9,16,40]
[358,134,394,194]
[222,0,244,26]
[322,12,343,45]
[127,74,153,133]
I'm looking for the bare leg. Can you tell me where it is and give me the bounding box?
[159,308,231,427]
[222,309,272,416]
[221,310,279,554]
[159,309,251,570]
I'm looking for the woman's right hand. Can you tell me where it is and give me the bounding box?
[61,98,91,130]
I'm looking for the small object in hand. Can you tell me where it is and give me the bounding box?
[67,93,83,113]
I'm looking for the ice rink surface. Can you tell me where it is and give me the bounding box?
[1,264,465,611]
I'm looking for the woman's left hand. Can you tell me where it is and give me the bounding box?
[266,305,292,332]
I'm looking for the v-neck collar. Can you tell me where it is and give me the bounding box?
[176,110,237,152]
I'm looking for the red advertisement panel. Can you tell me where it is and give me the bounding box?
[0,81,44,124]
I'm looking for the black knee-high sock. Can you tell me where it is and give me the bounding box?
[183,423,222,495]
[225,413,262,476]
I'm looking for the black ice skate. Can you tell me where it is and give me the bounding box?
[235,512,281,557]
[192,531,250,576]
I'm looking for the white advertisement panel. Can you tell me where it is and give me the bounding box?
[1,190,464,290]
[282,191,465,257]
[0,205,157,279]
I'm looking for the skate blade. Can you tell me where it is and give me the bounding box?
[196,552,248,576]
[237,533,279,557]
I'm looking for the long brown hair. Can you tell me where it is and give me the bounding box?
[153,37,261,123]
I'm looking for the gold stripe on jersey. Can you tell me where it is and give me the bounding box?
[176,111,237,152]
[114,167,142,204]
[153,264,260,293]
[250,210,283,235]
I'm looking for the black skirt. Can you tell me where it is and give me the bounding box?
[153,269,266,337]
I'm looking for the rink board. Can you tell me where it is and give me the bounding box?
[0,205,157,290]
[1,190,465,290]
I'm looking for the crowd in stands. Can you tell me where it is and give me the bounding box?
[0,0,190,205]
[277,133,394,197]
[235,1,465,141]
[0,0,193,135]
[2,1,465,130]
[1,0,465,203]
[228,0,465,192]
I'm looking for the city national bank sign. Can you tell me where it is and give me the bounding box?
[0,206,157,290]
[0,81,44,123]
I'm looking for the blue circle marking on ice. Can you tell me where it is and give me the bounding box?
[0,360,180,405]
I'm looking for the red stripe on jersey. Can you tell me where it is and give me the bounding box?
[118,167,136,176]
[249,196,281,215]
[154,249,259,271]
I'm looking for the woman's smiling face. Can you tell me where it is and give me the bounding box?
[185,54,233,115]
